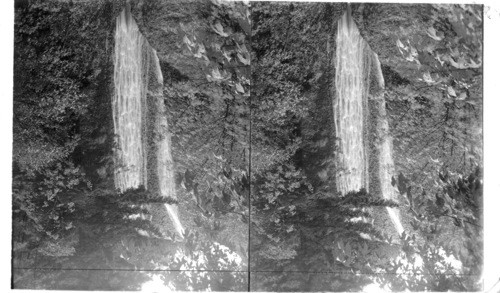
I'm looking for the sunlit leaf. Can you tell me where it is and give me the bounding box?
[183,35,194,47]
[468,58,481,68]
[222,50,231,61]
[193,44,206,59]
[211,68,223,80]
[423,72,434,84]
[457,92,467,100]
[237,53,250,65]
[235,83,245,93]
[211,21,229,37]
[447,86,457,97]
[396,38,406,49]
[426,27,443,41]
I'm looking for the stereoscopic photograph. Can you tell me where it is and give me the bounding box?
[12,0,484,291]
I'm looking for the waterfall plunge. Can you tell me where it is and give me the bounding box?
[113,6,184,238]
[334,9,404,236]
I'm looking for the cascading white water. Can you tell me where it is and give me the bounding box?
[334,9,370,195]
[113,6,184,238]
[151,51,185,237]
[335,8,404,235]
[372,54,405,235]
[113,7,148,191]
[334,10,370,195]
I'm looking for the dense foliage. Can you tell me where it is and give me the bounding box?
[13,0,251,289]
[12,0,172,289]
[13,1,482,291]
[249,2,482,291]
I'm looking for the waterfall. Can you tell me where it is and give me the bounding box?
[113,6,148,191]
[334,8,404,236]
[334,8,370,194]
[151,51,185,238]
[372,54,405,235]
[113,5,184,238]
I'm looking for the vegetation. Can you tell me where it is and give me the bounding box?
[13,0,251,289]
[249,2,482,291]
[12,1,482,291]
